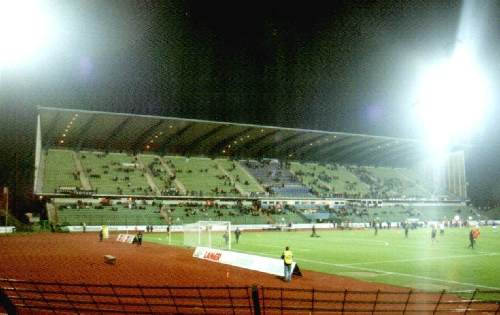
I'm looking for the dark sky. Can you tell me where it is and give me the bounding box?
[1,0,500,211]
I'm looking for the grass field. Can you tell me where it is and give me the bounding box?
[145,227,500,292]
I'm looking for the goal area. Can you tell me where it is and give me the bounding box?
[183,221,231,250]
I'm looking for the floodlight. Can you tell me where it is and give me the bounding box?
[0,0,52,66]
[416,44,490,148]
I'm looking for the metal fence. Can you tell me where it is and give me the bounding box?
[1,279,499,315]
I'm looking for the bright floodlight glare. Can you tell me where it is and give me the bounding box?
[416,44,489,149]
[0,0,51,66]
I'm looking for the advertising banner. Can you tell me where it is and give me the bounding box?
[116,234,135,243]
[193,247,301,277]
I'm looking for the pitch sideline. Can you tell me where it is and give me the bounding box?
[236,248,500,290]
[338,252,499,266]
[298,257,500,290]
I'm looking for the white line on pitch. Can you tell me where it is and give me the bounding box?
[291,237,391,246]
[288,236,469,252]
[296,257,500,290]
[338,252,499,266]
[292,237,482,254]
[245,243,311,251]
[234,249,500,290]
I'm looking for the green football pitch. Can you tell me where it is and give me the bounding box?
[145,227,500,292]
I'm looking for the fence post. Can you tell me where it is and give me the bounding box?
[57,280,78,314]
[432,289,445,315]
[8,280,27,314]
[280,288,283,315]
[226,286,236,315]
[197,287,207,315]
[33,281,52,312]
[311,288,315,315]
[371,289,380,314]
[109,283,125,313]
[0,288,17,315]
[251,285,261,315]
[166,286,179,314]
[341,289,347,315]
[138,285,154,313]
[464,289,478,315]
[83,283,100,312]
[402,289,412,315]
[261,286,266,314]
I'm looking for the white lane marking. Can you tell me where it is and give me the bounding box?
[339,252,499,266]
[234,249,500,291]
[246,243,311,252]
[297,257,500,290]
[291,237,391,246]
[155,236,500,290]
[288,237,485,254]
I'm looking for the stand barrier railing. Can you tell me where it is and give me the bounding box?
[1,278,499,315]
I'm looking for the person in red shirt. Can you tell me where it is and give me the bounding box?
[472,227,480,240]
[468,227,480,249]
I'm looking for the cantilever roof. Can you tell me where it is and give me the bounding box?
[39,107,430,166]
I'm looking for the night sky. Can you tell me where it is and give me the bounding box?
[1,0,499,214]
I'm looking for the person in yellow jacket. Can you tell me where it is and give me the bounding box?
[281,246,293,282]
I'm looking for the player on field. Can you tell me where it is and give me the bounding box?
[234,227,241,244]
[431,225,437,243]
[223,231,229,247]
[468,226,480,249]
[473,226,480,240]
[439,222,445,236]
[310,224,319,237]
[468,229,474,248]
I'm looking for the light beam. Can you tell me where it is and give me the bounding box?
[0,0,53,67]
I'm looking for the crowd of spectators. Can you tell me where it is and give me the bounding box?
[53,151,438,200]
[146,158,179,196]
[289,161,430,200]
[352,166,426,200]
[79,153,154,195]
[159,200,264,224]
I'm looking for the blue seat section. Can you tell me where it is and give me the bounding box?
[241,159,313,198]
[270,185,313,198]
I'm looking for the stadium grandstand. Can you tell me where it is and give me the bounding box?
[32,107,479,230]
[4,2,500,313]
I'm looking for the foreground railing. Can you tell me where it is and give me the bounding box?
[1,278,499,314]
